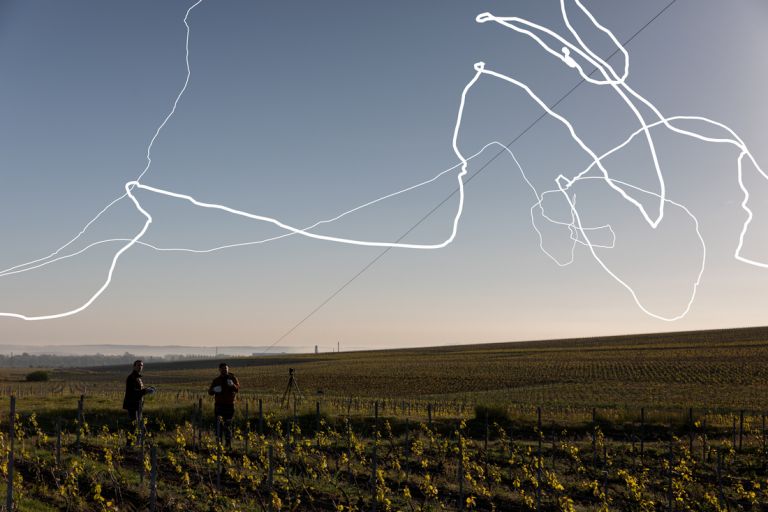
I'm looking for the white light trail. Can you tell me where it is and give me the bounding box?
[0,1,203,288]
[0,0,764,323]
[455,0,766,320]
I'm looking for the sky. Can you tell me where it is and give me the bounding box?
[0,0,767,351]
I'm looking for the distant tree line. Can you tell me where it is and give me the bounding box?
[0,352,220,369]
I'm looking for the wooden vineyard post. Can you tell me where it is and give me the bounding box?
[508,421,515,483]
[428,403,432,428]
[404,418,410,480]
[484,412,490,478]
[667,436,674,512]
[76,394,84,454]
[149,444,158,511]
[688,408,694,456]
[592,408,597,468]
[640,407,645,463]
[139,400,145,449]
[268,445,274,491]
[738,410,744,452]
[259,398,263,436]
[217,421,223,489]
[292,400,297,445]
[197,397,205,446]
[458,435,464,510]
[197,397,203,450]
[7,395,15,512]
[346,419,352,476]
[551,422,557,468]
[371,440,378,512]
[187,399,194,448]
[139,443,145,485]
[56,419,62,467]
[190,399,196,449]
[716,450,728,509]
[245,400,250,456]
[702,417,708,462]
[603,443,608,499]
[536,406,542,512]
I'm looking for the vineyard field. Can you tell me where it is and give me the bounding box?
[0,326,766,510]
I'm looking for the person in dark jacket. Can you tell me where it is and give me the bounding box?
[122,360,154,445]
[208,362,240,447]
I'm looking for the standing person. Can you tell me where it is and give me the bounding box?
[122,359,154,445]
[208,362,240,448]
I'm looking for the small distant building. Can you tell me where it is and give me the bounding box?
[314,345,318,354]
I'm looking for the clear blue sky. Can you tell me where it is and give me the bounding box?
[0,0,766,349]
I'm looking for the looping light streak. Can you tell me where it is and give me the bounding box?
[1,0,764,323]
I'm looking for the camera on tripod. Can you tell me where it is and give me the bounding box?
[281,367,302,407]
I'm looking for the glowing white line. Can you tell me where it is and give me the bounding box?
[0,1,201,320]
[0,183,153,321]
[135,0,202,185]
[1,0,765,323]
[474,13,627,86]
[128,180,455,249]
[559,175,705,321]
[0,1,204,283]
[477,10,668,228]
[0,143,498,277]
[461,1,766,319]
[560,0,629,85]
[509,0,768,273]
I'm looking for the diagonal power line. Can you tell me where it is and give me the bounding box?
[264,0,678,353]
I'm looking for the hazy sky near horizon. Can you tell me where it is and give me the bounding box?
[1,0,767,350]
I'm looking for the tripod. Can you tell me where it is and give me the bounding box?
[281,368,303,408]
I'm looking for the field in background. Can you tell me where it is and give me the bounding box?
[7,325,764,416]
[0,327,766,510]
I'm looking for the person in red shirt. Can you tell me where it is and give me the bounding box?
[208,362,240,448]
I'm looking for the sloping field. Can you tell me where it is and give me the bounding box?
[0,327,765,511]
[49,325,768,412]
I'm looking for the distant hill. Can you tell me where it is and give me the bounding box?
[413,325,768,352]
[0,344,305,368]
[3,325,767,370]
[46,324,768,412]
